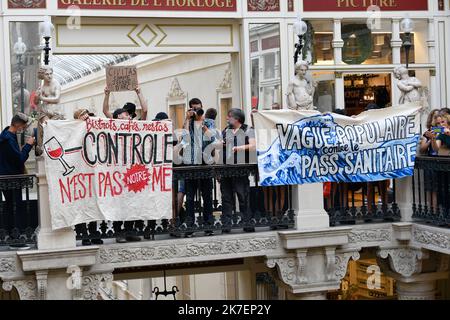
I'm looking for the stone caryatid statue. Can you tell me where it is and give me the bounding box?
[287,60,317,111]
[34,65,63,155]
[393,66,422,105]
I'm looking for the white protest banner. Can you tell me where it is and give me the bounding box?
[43,117,173,230]
[253,103,422,186]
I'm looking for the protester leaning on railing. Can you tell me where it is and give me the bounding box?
[0,113,35,248]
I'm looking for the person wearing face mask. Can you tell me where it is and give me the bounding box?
[220,108,257,233]
[0,113,35,246]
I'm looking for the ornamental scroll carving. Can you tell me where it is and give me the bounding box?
[247,0,280,11]
[79,273,113,300]
[266,249,360,288]
[99,236,279,264]
[377,248,427,277]
[2,279,37,300]
[8,0,46,9]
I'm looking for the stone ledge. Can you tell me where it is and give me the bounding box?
[97,231,283,269]
[17,246,99,272]
[412,224,450,255]
[278,227,352,250]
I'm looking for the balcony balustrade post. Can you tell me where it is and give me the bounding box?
[36,156,77,250]
[395,177,414,222]
[291,183,329,230]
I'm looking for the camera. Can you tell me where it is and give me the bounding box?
[189,108,204,118]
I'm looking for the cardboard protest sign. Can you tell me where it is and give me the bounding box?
[43,118,173,229]
[106,66,138,92]
[253,103,422,186]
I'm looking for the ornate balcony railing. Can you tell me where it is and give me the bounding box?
[412,156,450,226]
[75,164,295,243]
[0,175,38,249]
[325,180,400,226]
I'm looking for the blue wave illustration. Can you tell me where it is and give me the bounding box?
[258,114,419,187]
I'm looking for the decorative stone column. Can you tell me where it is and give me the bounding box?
[332,19,344,65]
[391,18,402,65]
[391,18,403,106]
[17,246,99,300]
[396,280,437,300]
[36,156,77,250]
[334,72,345,111]
[266,227,358,299]
[427,19,438,109]
[377,247,449,300]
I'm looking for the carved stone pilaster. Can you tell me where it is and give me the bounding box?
[2,279,37,300]
[377,247,427,277]
[295,250,308,284]
[325,247,336,281]
[266,248,360,293]
[35,271,48,300]
[218,66,232,93]
[80,273,113,300]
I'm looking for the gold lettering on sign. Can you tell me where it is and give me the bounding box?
[59,0,236,8]
[337,0,398,8]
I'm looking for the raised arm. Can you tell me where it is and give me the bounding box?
[135,87,148,120]
[431,136,441,153]
[103,87,113,119]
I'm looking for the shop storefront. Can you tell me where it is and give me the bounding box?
[0,0,449,127]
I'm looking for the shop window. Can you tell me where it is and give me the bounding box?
[341,20,392,65]
[263,53,277,80]
[249,24,282,110]
[312,71,335,114]
[344,73,392,116]
[9,21,42,118]
[308,20,334,65]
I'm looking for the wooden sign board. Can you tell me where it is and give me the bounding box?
[106,66,138,92]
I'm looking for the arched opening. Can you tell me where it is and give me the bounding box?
[0,281,20,300]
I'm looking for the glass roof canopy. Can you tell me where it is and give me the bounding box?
[52,54,135,86]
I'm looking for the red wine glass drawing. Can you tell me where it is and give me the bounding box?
[44,137,75,176]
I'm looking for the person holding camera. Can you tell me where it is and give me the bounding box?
[179,98,217,237]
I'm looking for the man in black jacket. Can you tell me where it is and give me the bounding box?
[0,113,35,175]
[0,113,35,234]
